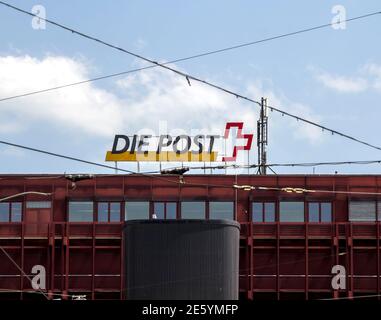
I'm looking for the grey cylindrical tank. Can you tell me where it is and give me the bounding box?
[124,219,240,300]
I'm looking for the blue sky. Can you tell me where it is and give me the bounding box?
[0,0,381,175]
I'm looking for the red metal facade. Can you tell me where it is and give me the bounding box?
[0,174,380,300]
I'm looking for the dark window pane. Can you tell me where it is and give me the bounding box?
[69,202,93,222]
[110,203,121,222]
[309,203,319,222]
[280,202,304,222]
[166,203,177,220]
[209,202,234,220]
[181,202,205,219]
[98,203,108,222]
[321,203,332,222]
[252,203,263,222]
[0,203,10,222]
[349,201,376,221]
[154,203,165,219]
[125,202,149,220]
[264,203,275,222]
[11,202,22,222]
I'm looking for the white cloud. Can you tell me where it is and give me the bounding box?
[0,53,326,159]
[314,70,368,93]
[0,146,25,157]
[0,55,124,137]
[362,63,381,91]
[312,64,381,94]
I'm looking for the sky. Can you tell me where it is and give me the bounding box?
[0,0,381,175]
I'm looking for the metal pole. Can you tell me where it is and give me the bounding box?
[257,97,268,175]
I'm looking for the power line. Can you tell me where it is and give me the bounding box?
[267,160,381,167]
[154,159,381,173]
[1,1,381,151]
[0,7,379,103]
[0,139,182,185]
[0,191,52,202]
[0,139,231,189]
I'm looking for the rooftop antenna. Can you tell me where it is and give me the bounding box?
[257,97,268,175]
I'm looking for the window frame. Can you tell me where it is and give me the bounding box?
[0,202,23,223]
[125,200,150,221]
[209,201,235,221]
[68,200,94,223]
[307,201,332,223]
[348,200,378,222]
[251,201,276,223]
[96,201,122,223]
[153,201,178,220]
[279,201,305,223]
[180,201,206,220]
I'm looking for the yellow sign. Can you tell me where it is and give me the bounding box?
[105,151,218,162]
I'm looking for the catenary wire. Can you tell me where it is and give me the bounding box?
[0,139,233,189]
[0,6,379,103]
[1,1,381,151]
[0,191,52,202]
[149,159,381,173]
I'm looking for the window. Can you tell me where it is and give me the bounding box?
[69,201,93,222]
[125,202,149,220]
[153,202,177,219]
[0,202,22,222]
[181,202,205,219]
[308,202,332,222]
[349,201,376,221]
[279,202,304,222]
[97,202,121,222]
[252,202,275,222]
[26,201,51,209]
[209,202,234,220]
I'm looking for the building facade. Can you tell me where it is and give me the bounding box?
[0,174,380,300]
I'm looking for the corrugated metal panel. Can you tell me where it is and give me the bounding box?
[124,219,240,300]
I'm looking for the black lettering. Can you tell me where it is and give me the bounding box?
[207,135,220,153]
[130,135,138,154]
[138,135,152,155]
[192,135,204,154]
[157,135,172,154]
[173,135,191,154]
[111,135,130,154]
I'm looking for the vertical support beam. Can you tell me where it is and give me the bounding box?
[20,222,25,300]
[63,223,69,300]
[377,221,380,300]
[120,223,124,300]
[92,223,95,300]
[349,224,354,298]
[333,223,339,299]
[276,222,280,300]
[305,222,309,300]
[50,222,55,298]
[249,223,254,299]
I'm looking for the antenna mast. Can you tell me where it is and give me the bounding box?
[257,97,268,175]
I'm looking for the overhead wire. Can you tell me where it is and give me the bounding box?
[0,8,379,103]
[0,191,52,202]
[1,1,381,151]
[149,159,381,174]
